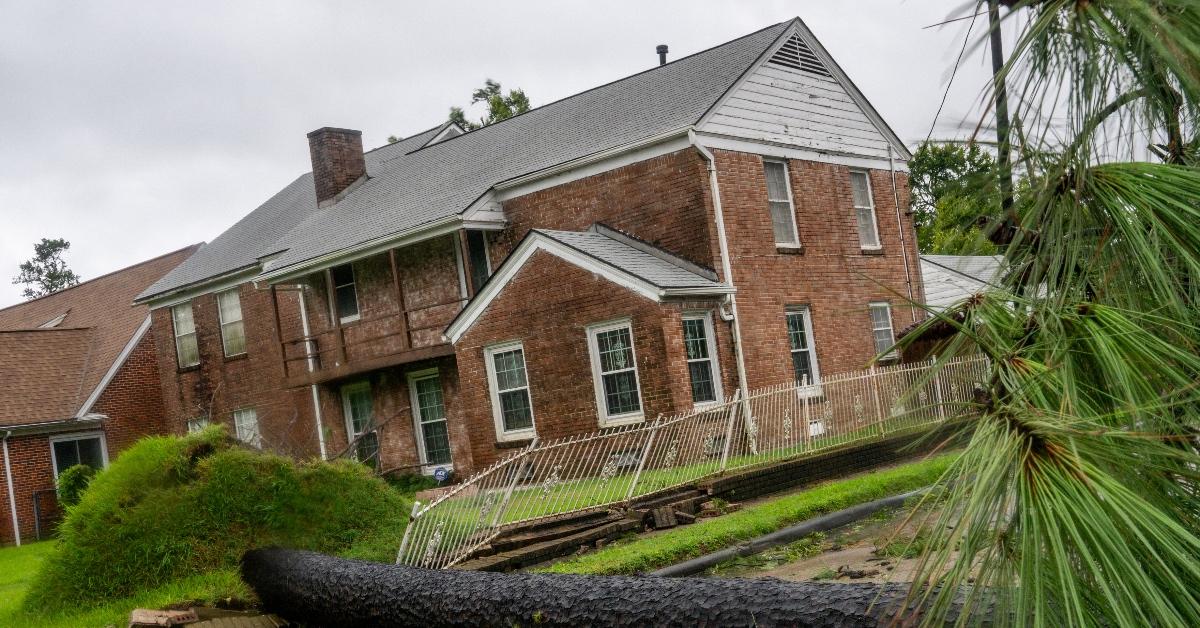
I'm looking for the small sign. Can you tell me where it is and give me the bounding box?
[433,467,450,483]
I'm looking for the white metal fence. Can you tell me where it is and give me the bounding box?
[396,355,988,569]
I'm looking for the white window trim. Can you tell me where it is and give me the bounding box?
[48,431,109,480]
[171,302,199,368]
[217,289,246,357]
[407,368,454,471]
[869,301,898,360]
[586,319,646,427]
[187,415,210,433]
[232,408,261,448]
[850,169,882,250]
[483,342,537,442]
[682,312,724,407]
[785,306,822,396]
[764,158,801,248]
[340,381,372,444]
[331,264,361,324]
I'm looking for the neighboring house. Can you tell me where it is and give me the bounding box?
[0,244,200,544]
[134,18,924,478]
[920,255,1002,311]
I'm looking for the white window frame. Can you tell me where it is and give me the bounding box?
[869,301,898,360]
[785,306,822,395]
[217,289,246,357]
[682,312,724,407]
[48,431,109,480]
[763,158,800,248]
[484,341,537,442]
[341,381,372,442]
[187,415,210,433]
[330,264,360,324]
[586,319,645,427]
[850,170,882,250]
[408,368,454,470]
[171,302,199,368]
[232,408,261,448]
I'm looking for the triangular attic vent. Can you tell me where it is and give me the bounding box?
[768,34,832,78]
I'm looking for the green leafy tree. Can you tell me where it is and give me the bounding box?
[449,79,531,131]
[908,141,999,254]
[13,238,81,299]
[900,1,1200,625]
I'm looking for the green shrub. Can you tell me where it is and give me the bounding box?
[55,464,96,508]
[384,472,439,495]
[23,426,410,612]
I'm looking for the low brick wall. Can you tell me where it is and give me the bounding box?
[701,420,969,502]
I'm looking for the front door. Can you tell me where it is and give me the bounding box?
[409,369,452,469]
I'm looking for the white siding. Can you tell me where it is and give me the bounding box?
[702,62,893,159]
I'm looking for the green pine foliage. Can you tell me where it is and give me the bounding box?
[23,427,410,612]
[55,464,95,508]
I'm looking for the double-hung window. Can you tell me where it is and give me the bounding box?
[330,264,360,323]
[217,289,246,357]
[786,306,820,387]
[587,320,644,425]
[764,159,800,247]
[682,313,722,405]
[869,302,897,359]
[850,170,881,249]
[187,415,210,433]
[484,343,536,440]
[172,302,199,368]
[232,408,261,447]
[409,370,452,466]
[50,432,107,478]
[341,382,378,467]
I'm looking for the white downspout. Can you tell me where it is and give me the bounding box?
[689,130,751,408]
[3,431,20,546]
[298,287,328,460]
[888,145,918,322]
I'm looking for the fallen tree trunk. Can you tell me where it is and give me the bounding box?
[242,548,945,627]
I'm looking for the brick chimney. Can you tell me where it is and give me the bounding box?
[307,127,366,206]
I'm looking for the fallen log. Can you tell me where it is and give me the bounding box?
[242,548,939,627]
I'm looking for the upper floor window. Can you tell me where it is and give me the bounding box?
[786,306,820,386]
[465,230,492,294]
[217,289,246,357]
[587,320,644,425]
[850,171,881,249]
[233,408,261,447]
[330,264,359,323]
[485,343,536,440]
[172,302,199,368]
[764,159,799,247]
[682,313,722,405]
[869,302,897,359]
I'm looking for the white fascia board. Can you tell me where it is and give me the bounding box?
[76,314,152,417]
[444,233,666,344]
[694,132,908,173]
[493,128,694,201]
[663,286,736,297]
[138,267,260,310]
[461,193,508,229]
[254,215,465,285]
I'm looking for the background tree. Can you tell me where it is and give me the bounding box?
[908,141,999,254]
[901,1,1200,625]
[448,79,531,131]
[13,238,81,299]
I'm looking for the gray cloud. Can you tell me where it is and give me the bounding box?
[0,0,993,307]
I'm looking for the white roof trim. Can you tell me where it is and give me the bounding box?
[444,231,732,343]
[76,314,151,417]
[422,122,466,147]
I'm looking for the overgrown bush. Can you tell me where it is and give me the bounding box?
[24,426,410,612]
[55,464,96,508]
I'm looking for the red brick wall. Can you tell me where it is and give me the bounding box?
[454,251,732,469]
[0,434,56,544]
[712,149,923,388]
[91,333,167,454]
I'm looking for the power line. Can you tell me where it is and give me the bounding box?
[925,8,981,144]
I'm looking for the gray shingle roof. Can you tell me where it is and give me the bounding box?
[138,21,791,301]
[920,254,1002,311]
[536,228,726,291]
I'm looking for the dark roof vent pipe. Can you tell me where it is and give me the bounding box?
[656,44,668,66]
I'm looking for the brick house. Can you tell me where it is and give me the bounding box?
[0,245,200,544]
[135,18,924,478]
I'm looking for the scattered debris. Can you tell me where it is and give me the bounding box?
[836,565,881,580]
[129,608,198,627]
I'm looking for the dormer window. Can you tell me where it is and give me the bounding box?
[331,264,359,323]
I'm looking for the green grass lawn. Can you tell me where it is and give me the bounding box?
[537,451,956,575]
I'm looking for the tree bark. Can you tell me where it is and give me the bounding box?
[242,548,939,627]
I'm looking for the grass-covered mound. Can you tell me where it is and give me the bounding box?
[24,427,410,612]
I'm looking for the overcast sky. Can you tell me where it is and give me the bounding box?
[0,1,1001,308]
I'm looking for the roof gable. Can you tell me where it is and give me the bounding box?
[0,328,95,426]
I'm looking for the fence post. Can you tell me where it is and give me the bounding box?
[625,415,663,503]
[800,377,811,448]
[869,365,886,436]
[931,355,946,421]
[491,439,538,528]
[395,500,422,564]
[718,390,741,473]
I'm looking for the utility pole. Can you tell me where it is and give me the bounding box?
[988,0,1016,246]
